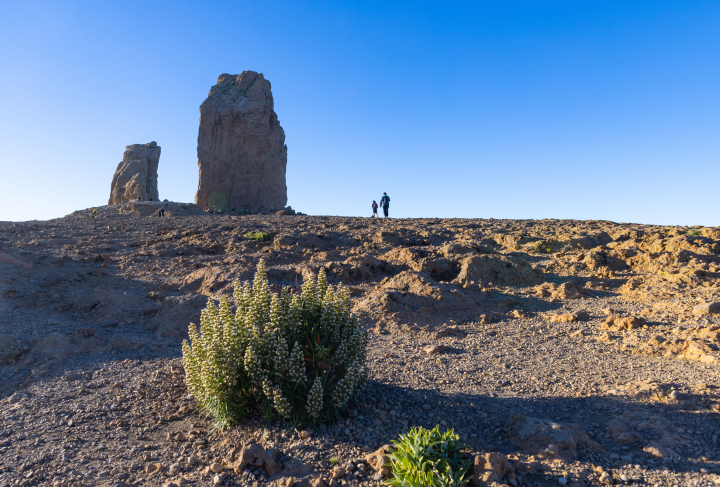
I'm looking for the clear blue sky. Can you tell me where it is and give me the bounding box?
[1,1,718,225]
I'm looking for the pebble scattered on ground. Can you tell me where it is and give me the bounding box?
[1,208,719,486]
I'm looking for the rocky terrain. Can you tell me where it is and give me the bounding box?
[195,72,288,212]
[1,203,719,487]
[109,143,162,205]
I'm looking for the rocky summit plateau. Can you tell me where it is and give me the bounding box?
[1,207,719,487]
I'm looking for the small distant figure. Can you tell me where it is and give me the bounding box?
[92,208,97,218]
[136,196,143,202]
[159,201,168,217]
[380,192,390,218]
[372,200,378,218]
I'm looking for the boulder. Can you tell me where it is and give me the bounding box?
[196,71,287,212]
[263,449,282,476]
[145,463,164,475]
[472,452,516,486]
[511,309,531,319]
[364,445,393,477]
[555,282,582,299]
[229,442,307,480]
[434,324,462,339]
[422,344,452,355]
[603,315,646,330]
[109,142,160,204]
[505,415,601,460]
[643,442,679,459]
[693,302,720,315]
[228,442,268,474]
[276,457,312,478]
[606,419,643,445]
[549,311,589,323]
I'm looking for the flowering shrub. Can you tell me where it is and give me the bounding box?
[182,260,368,428]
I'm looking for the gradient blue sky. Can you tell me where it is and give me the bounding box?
[1,1,718,225]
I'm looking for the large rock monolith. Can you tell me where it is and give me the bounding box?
[108,142,161,204]
[195,72,287,212]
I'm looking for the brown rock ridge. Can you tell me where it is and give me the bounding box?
[195,71,288,212]
[108,141,161,204]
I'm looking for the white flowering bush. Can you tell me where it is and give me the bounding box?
[182,260,368,427]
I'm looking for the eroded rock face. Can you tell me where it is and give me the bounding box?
[108,142,160,204]
[195,71,287,212]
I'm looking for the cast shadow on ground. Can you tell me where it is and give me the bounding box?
[344,379,719,479]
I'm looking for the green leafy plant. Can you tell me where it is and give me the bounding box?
[532,241,552,254]
[182,261,368,429]
[329,457,340,465]
[261,429,271,442]
[207,191,229,213]
[688,229,701,236]
[245,231,271,241]
[386,425,472,487]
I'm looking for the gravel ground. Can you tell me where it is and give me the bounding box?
[0,209,719,487]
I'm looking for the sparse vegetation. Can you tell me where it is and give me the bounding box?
[532,241,552,253]
[688,229,701,236]
[207,191,229,213]
[386,425,472,487]
[4,214,720,487]
[245,231,271,241]
[182,261,368,428]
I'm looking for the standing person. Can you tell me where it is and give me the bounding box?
[372,200,378,218]
[380,192,390,218]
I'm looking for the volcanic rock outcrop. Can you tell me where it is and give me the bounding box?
[108,141,161,204]
[195,71,288,212]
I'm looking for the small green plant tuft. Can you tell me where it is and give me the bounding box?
[532,241,552,254]
[245,231,272,241]
[261,429,271,442]
[688,229,701,236]
[386,425,472,487]
[182,261,368,429]
[329,457,340,465]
